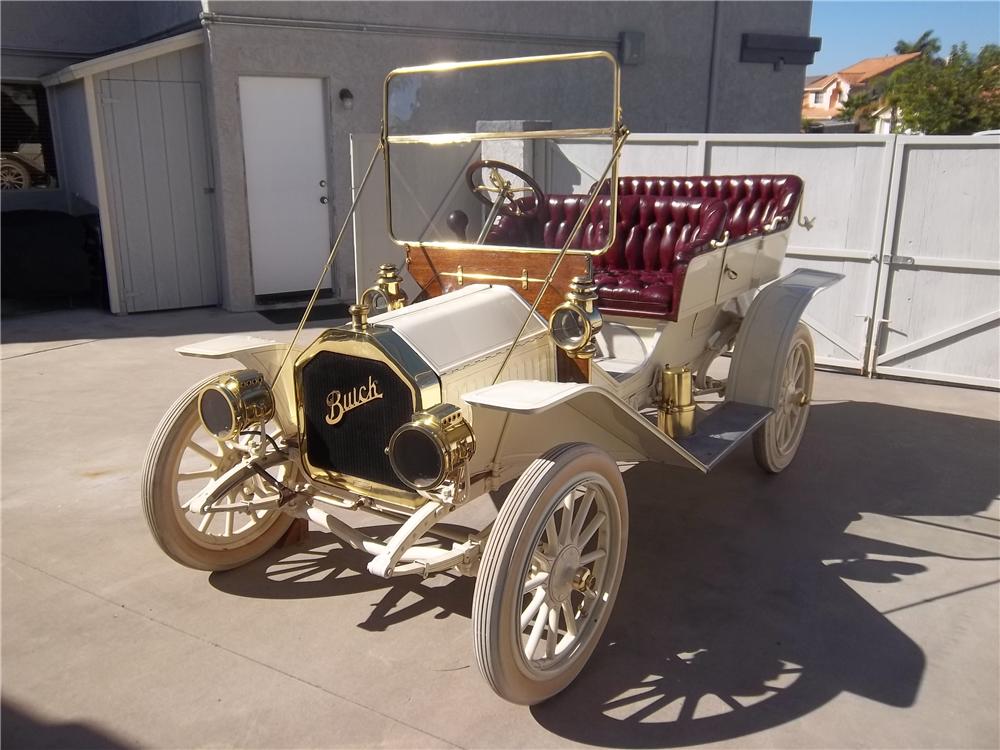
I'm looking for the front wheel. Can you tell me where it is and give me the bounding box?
[753,323,815,473]
[473,443,628,704]
[141,373,296,571]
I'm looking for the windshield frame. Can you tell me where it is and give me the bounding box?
[381,50,623,257]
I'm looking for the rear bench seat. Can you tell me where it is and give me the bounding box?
[485,174,803,320]
[611,174,803,241]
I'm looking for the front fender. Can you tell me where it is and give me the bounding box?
[463,380,706,475]
[175,335,299,434]
[727,269,843,409]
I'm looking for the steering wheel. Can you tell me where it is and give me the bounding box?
[465,159,546,219]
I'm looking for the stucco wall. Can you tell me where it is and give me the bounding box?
[201,1,813,310]
[1,1,200,79]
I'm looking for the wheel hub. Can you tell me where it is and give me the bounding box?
[547,545,581,603]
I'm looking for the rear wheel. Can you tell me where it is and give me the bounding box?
[753,324,814,473]
[473,443,628,704]
[141,373,296,571]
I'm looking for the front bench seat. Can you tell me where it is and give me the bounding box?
[593,195,729,319]
[486,194,729,320]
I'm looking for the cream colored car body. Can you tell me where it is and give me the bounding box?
[178,263,839,502]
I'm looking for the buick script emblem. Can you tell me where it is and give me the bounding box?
[325,376,383,425]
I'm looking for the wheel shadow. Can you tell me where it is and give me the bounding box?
[208,523,476,631]
[531,400,1000,747]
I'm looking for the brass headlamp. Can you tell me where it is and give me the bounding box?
[548,275,603,358]
[197,370,275,441]
[388,403,476,491]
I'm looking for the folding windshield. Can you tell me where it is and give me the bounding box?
[383,52,621,254]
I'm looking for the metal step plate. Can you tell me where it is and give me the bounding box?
[675,402,772,471]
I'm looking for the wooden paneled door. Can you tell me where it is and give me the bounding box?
[100,73,218,312]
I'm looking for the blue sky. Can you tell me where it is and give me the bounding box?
[807,1,1000,75]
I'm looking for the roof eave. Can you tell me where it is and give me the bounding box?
[41,29,204,86]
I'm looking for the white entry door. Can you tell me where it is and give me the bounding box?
[239,76,331,296]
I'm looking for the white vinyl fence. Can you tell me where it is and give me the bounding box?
[353,133,1000,389]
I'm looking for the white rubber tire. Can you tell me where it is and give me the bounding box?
[141,373,294,571]
[473,443,628,705]
[753,323,815,474]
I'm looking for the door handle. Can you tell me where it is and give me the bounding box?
[724,265,738,280]
[319,196,328,205]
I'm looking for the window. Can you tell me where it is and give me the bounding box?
[811,92,823,105]
[1,82,58,190]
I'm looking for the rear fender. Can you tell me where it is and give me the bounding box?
[727,269,843,409]
[463,380,707,479]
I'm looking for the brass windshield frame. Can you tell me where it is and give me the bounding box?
[382,50,622,257]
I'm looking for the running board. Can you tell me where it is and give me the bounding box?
[677,402,772,471]
[641,402,772,472]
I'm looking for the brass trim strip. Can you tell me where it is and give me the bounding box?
[387,49,618,77]
[440,269,544,289]
[386,128,615,144]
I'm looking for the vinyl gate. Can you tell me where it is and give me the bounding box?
[869,137,1000,388]
[351,133,1000,389]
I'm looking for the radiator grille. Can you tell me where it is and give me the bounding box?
[300,352,414,490]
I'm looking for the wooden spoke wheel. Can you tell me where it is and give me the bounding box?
[753,324,815,474]
[141,373,296,571]
[473,443,628,704]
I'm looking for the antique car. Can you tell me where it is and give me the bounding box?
[142,51,841,705]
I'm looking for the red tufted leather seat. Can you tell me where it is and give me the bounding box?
[482,174,802,320]
[486,193,729,320]
[609,175,802,240]
[592,195,728,319]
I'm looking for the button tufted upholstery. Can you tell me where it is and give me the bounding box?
[481,174,802,320]
[487,195,607,250]
[609,175,802,240]
[592,195,729,319]
[486,193,729,319]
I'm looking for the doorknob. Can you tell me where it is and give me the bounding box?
[319,196,328,204]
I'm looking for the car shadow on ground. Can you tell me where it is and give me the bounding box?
[210,523,477,631]
[532,400,999,747]
[212,400,998,747]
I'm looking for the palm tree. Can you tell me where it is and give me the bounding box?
[895,31,941,59]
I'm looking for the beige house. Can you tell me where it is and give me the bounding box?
[802,52,920,127]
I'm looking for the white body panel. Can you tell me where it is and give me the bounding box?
[239,76,332,296]
[372,285,547,374]
[464,380,703,473]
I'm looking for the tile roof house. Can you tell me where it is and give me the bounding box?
[802,52,920,127]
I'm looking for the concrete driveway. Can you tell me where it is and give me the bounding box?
[2,307,998,749]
